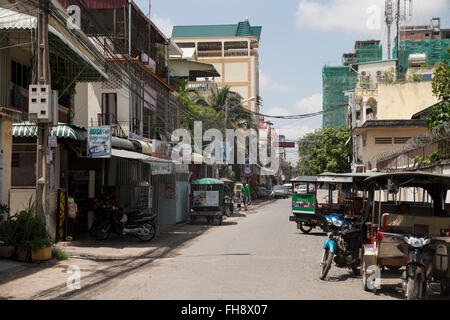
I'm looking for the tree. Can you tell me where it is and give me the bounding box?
[295,127,351,176]
[425,60,450,129]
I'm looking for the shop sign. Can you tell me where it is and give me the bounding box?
[48,135,57,148]
[87,126,111,158]
[151,162,173,175]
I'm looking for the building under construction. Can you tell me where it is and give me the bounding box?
[323,40,382,128]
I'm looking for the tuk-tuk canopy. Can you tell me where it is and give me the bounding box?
[290,176,317,183]
[192,178,224,185]
[364,171,450,188]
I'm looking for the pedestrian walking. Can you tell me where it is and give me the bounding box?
[242,183,250,211]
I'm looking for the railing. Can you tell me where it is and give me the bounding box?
[197,50,222,57]
[93,114,127,138]
[224,49,248,57]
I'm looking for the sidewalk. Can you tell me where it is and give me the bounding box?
[0,198,273,300]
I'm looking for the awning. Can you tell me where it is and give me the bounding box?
[169,59,220,78]
[0,8,108,81]
[12,122,86,140]
[111,148,172,163]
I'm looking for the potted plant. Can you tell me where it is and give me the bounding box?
[29,237,53,262]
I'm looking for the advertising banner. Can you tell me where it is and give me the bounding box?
[87,126,111,158]
[292,194,315,214]
[193,191,219,207]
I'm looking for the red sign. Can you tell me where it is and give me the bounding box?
[279,142,295,148]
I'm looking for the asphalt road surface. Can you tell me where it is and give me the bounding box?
[74,198,408,300]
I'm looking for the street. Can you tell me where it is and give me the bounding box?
[71,198,400,300]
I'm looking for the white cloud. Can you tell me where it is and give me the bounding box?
[260,72,296,93]
[295,0,447,35]
[151,14,174,38]
[295,93,322,114]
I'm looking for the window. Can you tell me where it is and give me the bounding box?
[101,93,117,125]
[197,42,222,51]
[394,137,411,144]
[11,144,36,187]
[375,137,393,144]
[176,42,195,48]
[11,61,31,89]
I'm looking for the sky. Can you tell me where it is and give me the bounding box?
[135,0,449,164]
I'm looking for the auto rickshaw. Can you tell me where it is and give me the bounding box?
[191,178,226,225]
[360,172,450,298]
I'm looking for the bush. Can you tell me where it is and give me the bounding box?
[52,247,68,260]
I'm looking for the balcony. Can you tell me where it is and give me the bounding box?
[186,81,218,93]
[197,49,259,58]
[96,113,127,138]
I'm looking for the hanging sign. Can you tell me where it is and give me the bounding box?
[87,126,111,158]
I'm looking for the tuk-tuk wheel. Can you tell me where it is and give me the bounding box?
[299,222,313,234]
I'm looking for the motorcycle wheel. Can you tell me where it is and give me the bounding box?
[352,265,360,276]
[218,216,223,226]
[138,223,156,242]
[319,249,333,280]
[299,222,313,234]
[95,220,112,241]
[406,275,423,300]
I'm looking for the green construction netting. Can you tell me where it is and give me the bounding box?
[322,66,357,128]
[356,44,383,63]
[393,39,450,79]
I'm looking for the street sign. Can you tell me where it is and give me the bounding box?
[87,126,111,158]
[48,135,57,148]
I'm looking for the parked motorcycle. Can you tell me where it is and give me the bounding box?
[224,195,234,217]
[400,235,433,300]
[95,206,157,242]
[319,215,361,280]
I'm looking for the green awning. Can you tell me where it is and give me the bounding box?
[192,178,224,185]
[12,122,86,140]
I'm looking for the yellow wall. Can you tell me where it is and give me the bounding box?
[377,82,439,120]
[0,119,12,206]
[359,127,428,168]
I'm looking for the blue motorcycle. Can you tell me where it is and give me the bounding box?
[319,215,362,280]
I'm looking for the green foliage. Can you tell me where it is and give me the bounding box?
[248,180,259,200]
[425,60,450,129]
[52,247,68,260]
[296,127,351,176]
[412,151,441,168]
[1,198,53,251]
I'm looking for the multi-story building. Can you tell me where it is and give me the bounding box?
[171,18,262,116]
[323,40,382,128]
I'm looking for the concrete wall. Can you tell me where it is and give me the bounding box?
[377,82,439,120]
[358,60,396,83]
[359,127,428,168]
[0,120,12,207]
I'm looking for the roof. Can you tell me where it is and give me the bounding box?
[290,176,317,183]
[411,102,441,119]
[169,59,220,78]
[364,171,450,187]
[172,21,262,40]
[352,120,427,135]
[0,8,108,81]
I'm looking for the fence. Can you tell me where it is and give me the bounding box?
[375,122,450,171]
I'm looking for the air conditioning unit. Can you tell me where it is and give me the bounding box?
[29,85,58,124]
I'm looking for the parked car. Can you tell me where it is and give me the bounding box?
[294,184,307,194]
[273,185,289,199]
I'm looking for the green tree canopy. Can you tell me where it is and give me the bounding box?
[295,127,351,176]
[425,59,450,129]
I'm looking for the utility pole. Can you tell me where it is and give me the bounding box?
[385,0,394,59]
[396,0,400,78]
[36,0,51,220]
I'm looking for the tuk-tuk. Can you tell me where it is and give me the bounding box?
[360,172,450,298]
[289,173,378,233]
[191,178,225,225]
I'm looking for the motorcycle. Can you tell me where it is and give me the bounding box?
[319,215,361,280]
[224,195,234,217]
[401,235,433,300]
[95,205,157,242]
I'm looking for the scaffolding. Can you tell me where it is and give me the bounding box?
[393,39,450,79]
[322,66,357,128]
[356,43,383,63]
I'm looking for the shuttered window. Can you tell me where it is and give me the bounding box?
[375,137,393,144]
[394,137,411,144]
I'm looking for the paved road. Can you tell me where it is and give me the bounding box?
[72,198,410,300]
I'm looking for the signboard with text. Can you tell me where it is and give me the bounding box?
[87,126,111,158]
[292,194,315,214]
